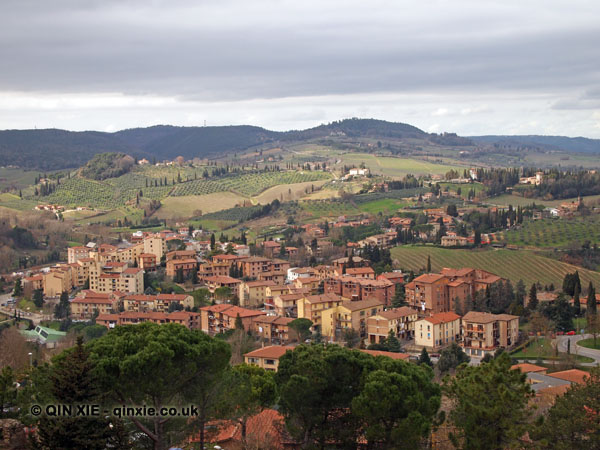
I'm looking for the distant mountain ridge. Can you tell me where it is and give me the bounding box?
[0,119,429,170]
[469,135,600,155]
[0,118,598,170]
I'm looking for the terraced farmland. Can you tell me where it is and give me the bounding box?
[391,246,600,287]
[496,217,600,248]
[22,169,332,210]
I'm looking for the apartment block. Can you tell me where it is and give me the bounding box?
[366,306,419,344]
[461,311,519,357]
[415,312,461,350]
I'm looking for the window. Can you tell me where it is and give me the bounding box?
[265,359,275,365]
[427,333,430,339]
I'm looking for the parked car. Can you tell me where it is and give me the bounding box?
[566,330,576,336]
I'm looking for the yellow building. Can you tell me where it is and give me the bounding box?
[297,293,344,331]
[415,312,461,350]
[42,266,73,297]
[321,299,385,342]
[238,280,276,308]
[366,306,419,344]
[244,346,293,372]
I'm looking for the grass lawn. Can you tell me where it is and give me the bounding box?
[511,337,594,363]
[358,198,407,215]
[577,337,600,350]
[155,192,242,219]
[17,298,43,314]
[390,245,600,287]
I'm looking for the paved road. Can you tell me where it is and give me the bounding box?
[0,293,51,325]
[556,334,600,367]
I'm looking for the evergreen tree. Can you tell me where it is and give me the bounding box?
[386,329,402,353]
[573,283,581,316]
[235,313,244,330]
[587,282,597,316]
[426,255,431,273]
[13,278,22,297]
[37,337,125,449]
[528,283,538,310]
[33,289,44,308]
[210,233,216,251]
[418,347,433,367]
[54,291,71,319]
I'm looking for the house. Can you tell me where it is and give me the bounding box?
[269,293,304,317]
[262,240,283,258]
[345,267,375,279]
[138,253,158,272]
[321,299,385,342]
[244,346,294,372]
[297,293,345,332]
[441,235,469,247]
[405,273,450,314]
[252,316,294,344]
[166,258,197,279]
[203,275,241,293]
[20,325,67,348]
[200,304,265,335]
[415,312,461,350]
[67,246,91,263]
[461,311,519,357]
[239,280,276,308]
[293,276,321,294]
[96,311,200,329]
[377,271,405,286]
[366,307,419,344]
[123,293,194,312]
[71,290,125,319]
[287,267,317,282]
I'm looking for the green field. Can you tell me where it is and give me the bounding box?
[331,152,464,178]
[489,193,600,208]
[497,217,600,248]
[390,245,600,287]
[577,338,600,350]
[358,198,408,215]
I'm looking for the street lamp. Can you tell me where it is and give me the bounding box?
[28,352,32,367]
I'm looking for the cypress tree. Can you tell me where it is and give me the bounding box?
[587,282,597,316]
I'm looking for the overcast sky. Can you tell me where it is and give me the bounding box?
[1,0,599,137]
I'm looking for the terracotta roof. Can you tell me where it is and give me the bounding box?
[244,345,294,359]
[511,363,547,374]
[123,267,143,274]
[346,267,375,275]
[413,273,447,284]
[72,297,115,305]
[340,298,385,312]
[96,313,119,321]
[547,369,589,385]
[376,307,418,319]
[204,275,241,284]
[360,350,410,360]
[462,311,518,324]
[304,293,344,304]
[244,280,277,287]
[156,293,190,301]
[421,312,461,325]
[441,267,475,277]
[296,276,320,284]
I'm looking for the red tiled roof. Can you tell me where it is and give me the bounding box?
[421,312,461,325]
[244,345,293,359]
[547,369,589,385]
[360,350,410,360]
[511,363,547,374]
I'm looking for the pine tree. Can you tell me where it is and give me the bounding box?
[386,330,402,353]
[426,255,431,273]
[33,289,44,308]
[37,337,125,449]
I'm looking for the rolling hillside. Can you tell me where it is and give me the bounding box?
[391,245,600,287]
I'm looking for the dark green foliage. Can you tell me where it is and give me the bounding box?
[437,342,470,373]
[588,282,597,316]
[541,293,574,332]
[13,278,22,297]
[33,289,44,308]
[534,369,600,449]
[288,318,313,342]
[36,337,126,450]
[276,344,440,449]
[528,283,538,310]
[418,347,433,367]
[80,152,135,180]
[0,367,16,419]
[87,323,231,450]
[444,353,533,450]
[54,292,70,319]
[562,271,582,297]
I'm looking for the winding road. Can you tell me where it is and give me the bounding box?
[556,334,600,367]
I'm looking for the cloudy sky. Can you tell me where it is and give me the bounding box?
[1,0,599,137]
